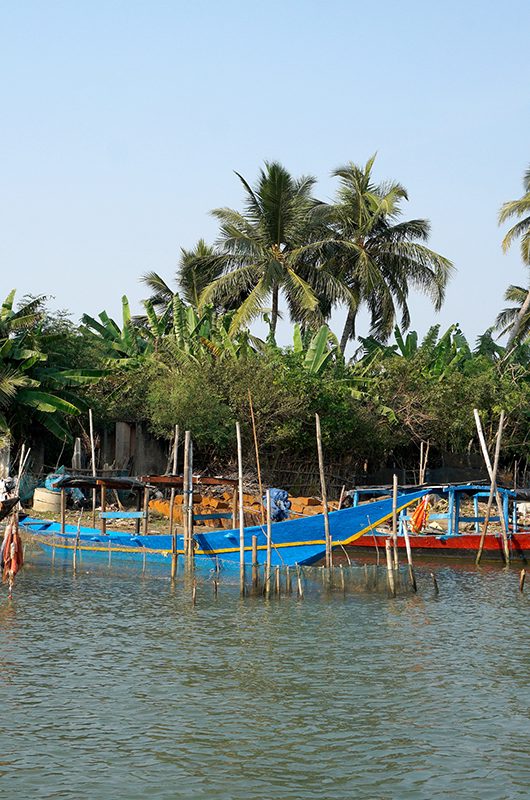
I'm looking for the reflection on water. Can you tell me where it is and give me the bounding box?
[1,553,529,799]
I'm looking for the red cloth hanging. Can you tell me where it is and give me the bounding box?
[1,517,24,583]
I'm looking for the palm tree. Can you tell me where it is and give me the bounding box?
[199,161,349,336]
[498,166,530,350]
[311,156,453,351]
[494,283,530,343]
[141,239,226,312]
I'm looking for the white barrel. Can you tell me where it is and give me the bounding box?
[33,487,62,513]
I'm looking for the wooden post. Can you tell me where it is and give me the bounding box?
[476,411,505,565]
[60,487,66,535]
[135,490,142,535]
[73,511,82,573]
[248,391,264,523]
[385,539,396,596]
[402,523,417,592]
[265,489,272,597]
[182,430,190,558]
[251,535,258,590]
[431,572,439,594]
[315,413,331,569]
[101,484,107,537]
[296,565,303,598]
[392,474,399,569]
[187,439,194,562]
[236,422,245,596]
[519,568,525,593]
[285,565,292,594]
[89,409,97,528]
[231,488,237,529]
[170,424,179,580]
[275,565,281,595]
[419,441,424,484]
[338,485,346,510]
[473,409,510,564]
[142,486,149,537]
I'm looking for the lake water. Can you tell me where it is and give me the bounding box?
[1,552,529,799]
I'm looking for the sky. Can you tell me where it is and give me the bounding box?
[1,0,529,349]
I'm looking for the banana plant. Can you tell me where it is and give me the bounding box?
[292,324,342,374]
[1,290,101,440]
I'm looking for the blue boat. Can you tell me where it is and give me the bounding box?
[20,488,429,570]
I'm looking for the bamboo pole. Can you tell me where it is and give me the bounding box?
[473,409,510,564]
[402,523,417,592]
[101,484,107,537]
[431,572,439,594]
[236,422,245,596]
[251,535,258,590]
[248,391,264,524]
[89,409,97,528]
[519,568,525,593]
[315,413,331,569]
[392,474,399,569]
[265,489,272,597]
[385,539,396,596]
[170,424,179,580]
[275,565,281,595]
[183,430,190,558]
[60,487,66,536]
[476,411,505,565]
[296,565,303,598]
[142,487,149,537]
[187,439,194,563]
[73,511,82,573]
[419,441,424,484]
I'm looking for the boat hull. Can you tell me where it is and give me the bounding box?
[347,531,530,562]
[19,490,428,569]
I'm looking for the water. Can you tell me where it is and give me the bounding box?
[1,554,529,799]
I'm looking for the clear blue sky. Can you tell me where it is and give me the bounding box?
[1,0,529,347]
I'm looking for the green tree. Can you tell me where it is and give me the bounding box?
[498,165,530,350]
[312,155,453,350]
[200,161,349,336]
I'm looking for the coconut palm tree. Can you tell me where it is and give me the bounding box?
[498,166,530,350]
[199,161,349,336]
[309,156,453,351]
[494,283,530,343]
[141,239,227,312]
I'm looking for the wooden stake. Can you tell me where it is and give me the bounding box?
[183,430,190,557]
[519,568,525,593]
[248,391,264,524]
[285,565,292,594]
[89,409,97,528]
[473,409,510,564]
[170,424,179,580]
[431,571,439,594]
[192,578,197,606]
[296,565,303,598]
[101,484,107,537]
[275,565,281,595]
[265,489,272,597]
[236,422,245,596]
[476,411,505,565]
[60,487,66,536]
[385,539,396,596]
[392,474,399,569]
[402,523,417,592]
[338,485,346,510]
[315,413,331,569]
[73,511,82,573]
[251,535,258,589]
[142,487,149,537]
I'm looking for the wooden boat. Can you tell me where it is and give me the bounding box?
[20,489,429,570]
[346,483,530,562]
[0,497,19,522]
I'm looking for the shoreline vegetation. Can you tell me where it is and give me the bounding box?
[2,158,530,486]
